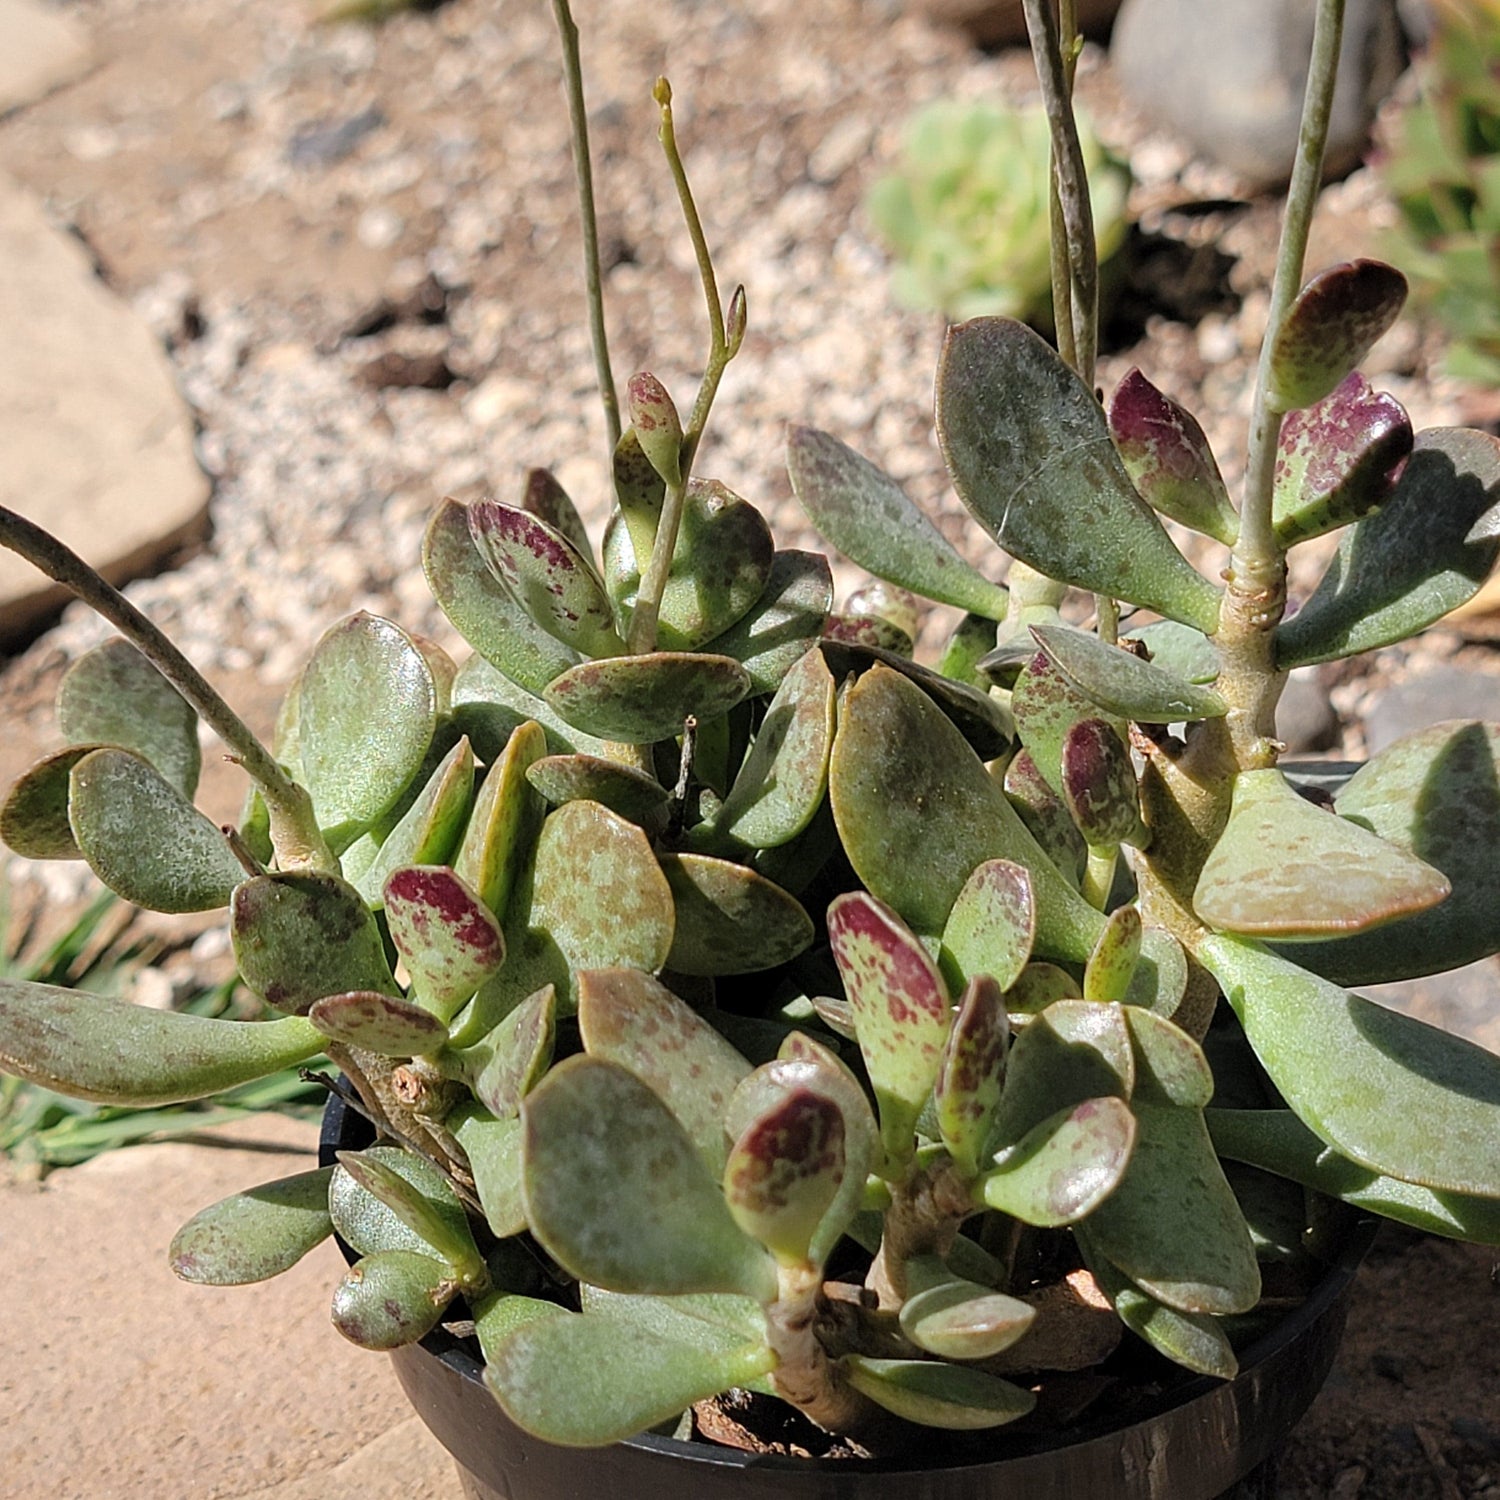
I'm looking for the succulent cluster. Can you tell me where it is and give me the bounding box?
[1379,0,1500,382]
[2,0,1499,1462]
[865,97,1130,324]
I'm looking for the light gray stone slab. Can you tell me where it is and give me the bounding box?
[0,0,91,115]
[0,175,208,646]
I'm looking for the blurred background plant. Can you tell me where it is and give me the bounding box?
[1378,0,1500,383]
[0,875,323,1177]
[865,96,1131,325]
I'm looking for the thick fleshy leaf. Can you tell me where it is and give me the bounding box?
[523,1055,777,1300]
[308,990,448,1055]
[486,1306,775,1447]
[939,860,1035,996]
[1062,719,1144,849]
[937,318,1221,634]
[579,1286,768,1349]
[1122,619,1220,685]
[1083,906,1142,1003]
[450,653,608,758]
[424,499,580,694]
[170,1166,334,1285]
[787,425,1009,619]
[1011,645,1127,804]
[1277,428,1500,668]
[1125,927,1189,1017]
[1004,962,1083,1014]
[578,968,751,1174]
[898,1258,1035,1360]
[453,720,548,923]
[1207,1109,1500,1246]
[980,1097,1136,1227]
[1192,768,1450,938]
[521,466,593,562]
[298,613,437,849]
[545,653,752,745]
[354,736,475,908]
[450,1104,528,1237]
[331,1249,453,1350]
[469,500,624,659]
[1033,625,1227,724]
[1276,720,1500,982]
[626,372,685,487]
[840,1355,1035,1429]
[822,612,910,653]
[700,551,833,695]
[829,666,1104,959]
[1126,1007,1213,1109]
[1273,372,1413,547]
[1083,1102,1259,1315]
[68,749,242,913]
[605,480,775,651]
[1266,260,1408,412]
[57,637,201,798]
[938,612,1000,687]
[660,854,813,977]
[448,984,556,1119]
[724,1088,846,1265]
[231,872,398,1015]
[1199,933,1500,1198]
[827,892,952,1160]
[844,579,922,641]
[714,646,835,849]
[1078,1233,1237,1379]
[526,754,668,828]
[935,975,1010,1177]
[1001,751,1087,890]
[612,425,667,569]
[0,978,322,1105]
[1107,368,1238,545]
[328,1145,470,1257]
[0,746,97,859]
[384,866,506,1021]
[336,1148,483,1278]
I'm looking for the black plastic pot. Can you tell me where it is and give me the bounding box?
[321,1094,1373,1500]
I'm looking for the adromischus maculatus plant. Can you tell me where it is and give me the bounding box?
[1,0,1499,1454]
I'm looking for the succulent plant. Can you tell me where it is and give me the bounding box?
[1378,0,1500,382]
[2,0,1499,1462]
[865,96,1131,324]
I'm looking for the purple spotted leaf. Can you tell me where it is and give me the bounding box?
[308,990,449,1056]
[447,983,556,1119]
[1083,905,1143,1004]
[1062,719,1144,850]
[939,860,1036,996]
[1108,369,1239,545]
[659,853,814,977]
[468,499,624,660]
[1266,260,1408,412]
[935,975,1010,1177]
[611,425,667,572]
[724,1088,846,1266]
[520,466,593,563]
[526,754,669,830]
[1273,372,1413,547]
[384,866,507,1022]
[822,611,914,656]
[169,1166,334,1286]
[699,551,833,695]
[827,891,953,1165]
[331,1249,454,1351]
[544,652,752,745]
[627,371,685,488]
[844,580,923,642]
[453,720,548,923]
[1001,751,1087,890]
[979,1096,1137,1227]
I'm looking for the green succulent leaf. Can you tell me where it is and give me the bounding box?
[826,614,914,661]
[1004,961,1083,1014]
[1125,927,1190,1018]
[1107,368,1239,545]
[485,1305,775,1447]
[1265,260,1408,412]
[1062,720,1145,849]
[1032,625,1227,724]
[328,1145,467,1257]
[424,499,580,696]
[1192,768,1450,938]
[67,749,243,913]
[787,426,1009,619]
[331,1249,454,1351]
[938,612,1001,687]
[336,1148,483,1280]
[383,866,506,1021]
[1274,720,1500,982]
[1001,752,1087,890]
[579,1285,769,1349]
[937,318,1221,633]
[57,637,201,798]
[1126,1007,1213,1109]
[979,1096,1136,1227]
[0,977,322,1105]
[612,425,667,570]
[939,859,1036,996]
[447,983,556,1120]
[1201,933,1500,1198]
[451,653,608,758]
[450,1104,528,1238]
[308,990,449,1055]
[1276,428,1500,668]
[522,1055,778,1302]
[298,613,437,850]
[935,975,1010,1178]
[830,665,1104,959]
[231,872,398,1015]
[1083,906,1142,1004]
[627,372,686,487]
[169,1167,334,1286]
[526,754,669,828]
[699,550,833,695]
[545,653,752,745]
[0,746,97,859]
[453,719,548,924]
[1121,619,1221,685]
[660,852,814,978]
[898,1260,1035,1360]
[714,646,836,850]
[839,1355,1036,1430]
[1273,372,1413,547]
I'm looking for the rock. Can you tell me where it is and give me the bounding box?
[0,0,91,114]
[287,106,386,170]
[1362,664,1500,755]
[910,0,1123,49]
[0,177,209,649]
[1277,665,1340,753]
[1110,0,1406,190]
